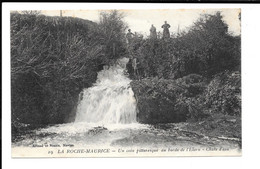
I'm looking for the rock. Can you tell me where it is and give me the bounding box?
[130,75,206,124]
[87,126,108,135]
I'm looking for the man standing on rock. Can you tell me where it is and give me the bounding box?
[161,21,171,39]
[150,24,157,39]
[126,29,134,44]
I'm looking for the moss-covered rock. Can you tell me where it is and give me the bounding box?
[130,74,207,124]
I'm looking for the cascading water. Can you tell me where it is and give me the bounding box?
[12,57,143,148]
[75,57,137,125]
[12,58,239,150]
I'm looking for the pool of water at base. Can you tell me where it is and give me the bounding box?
[12,122,240,150]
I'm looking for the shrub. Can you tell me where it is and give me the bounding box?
[128,12,241,80]
[11,11,128,125]
[204,71,241,116]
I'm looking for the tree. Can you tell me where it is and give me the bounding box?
[97,10,128,62]
[128,11,240,80]
[172,11,239,77]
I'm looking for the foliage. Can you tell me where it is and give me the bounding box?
[96,10,128,62]
[131,74,207,124]
[11,13,98,124]
[186,70,241,122]
[128,12,241,80]
[131,70,241,124]
[176,12,240,77]
[11,11,128,125]
[203,70,241,116]
[11,10,241,131]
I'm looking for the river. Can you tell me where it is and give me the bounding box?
[12,58,240,154]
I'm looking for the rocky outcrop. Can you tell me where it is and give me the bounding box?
[130,74,206,124]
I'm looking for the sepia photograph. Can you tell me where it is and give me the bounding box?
[9,7,242,157]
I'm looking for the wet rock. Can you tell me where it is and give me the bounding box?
[87,126,108,136]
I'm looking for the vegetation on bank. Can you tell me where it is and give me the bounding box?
[11,10,241,141]
[127,12,240,79]
[11,11,127,128]
[128,12,241,139]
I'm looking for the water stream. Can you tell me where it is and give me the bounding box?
[12,58,240,151]
[75,57,136,124]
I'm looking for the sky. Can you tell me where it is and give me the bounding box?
[41,9,241,36]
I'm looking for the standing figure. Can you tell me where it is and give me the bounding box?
[161,21,171,39]
[150,24,157,39]
[157,31,162,39]
[126,29,134,44]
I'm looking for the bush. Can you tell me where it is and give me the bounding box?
[11,11,128,125]
[11,13,101,125]
[128,12,241,80]
[96,10,128,62]
[204,71,241,116]
[185,70,241,122]
[130,74,208,123]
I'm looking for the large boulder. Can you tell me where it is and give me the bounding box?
[130,74,206,124]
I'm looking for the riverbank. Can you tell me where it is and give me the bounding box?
[11,11,128,128]
[12,121,241,158]
[129,71,241,145]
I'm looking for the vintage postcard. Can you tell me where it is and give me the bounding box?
[11,8,241,157]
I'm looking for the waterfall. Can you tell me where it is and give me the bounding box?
[75,58,137,124]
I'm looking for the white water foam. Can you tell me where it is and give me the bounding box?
[75,58,137,125]
[38,122,148,135]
